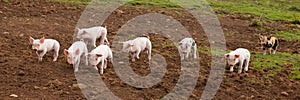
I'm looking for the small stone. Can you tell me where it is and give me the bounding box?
[18,71,25,76]
[9,94,18,98]
[47,79,63,86]
[3,32,9,35]
[240,95,245,98]
[19,33,24,37]
[116,9,124,14]
[72,83,87,89]
[42,87,48,90]
[66,7,77,10]
[281,92,289,96]
[34,86,39,89]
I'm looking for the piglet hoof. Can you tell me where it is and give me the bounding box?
[38,58,43,61]
[238,71,242,74]
[132,59,135,62]
[53,59,57,62]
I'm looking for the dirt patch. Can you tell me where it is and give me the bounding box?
[0,0,299,99]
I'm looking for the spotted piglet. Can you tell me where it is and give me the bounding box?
[64,41,89,72]
[224,48,250,74]
[178,38,197,60]
[29,36,60,62]
[87,45,113,74]
[120,36,152,62]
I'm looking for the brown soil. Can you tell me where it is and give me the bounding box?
[0,0,299,99]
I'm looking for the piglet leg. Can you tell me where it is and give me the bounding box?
[238,60,244,74]
[36,50,47,61]
[244,59,250,72]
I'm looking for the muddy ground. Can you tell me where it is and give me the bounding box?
[0,0,299,99]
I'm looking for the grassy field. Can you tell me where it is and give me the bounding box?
[52,0,300,80]
[252,52,300,79]
[208,0,300,21]
[275,29,300,41]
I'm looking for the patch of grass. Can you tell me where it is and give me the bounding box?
[275,29,300,41]
[3,0,9,3]
[249,17,263,27]
[289,6,300,12]
[207,0,300,21]
[197,46,227,56]
[252,52,300,80]
[160,42,176,48]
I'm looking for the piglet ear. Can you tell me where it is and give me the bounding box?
[83,30,88,34]
[64,49,69,55]
[76,28,80,31]
[235,54,240,58]
[29,36,34,44]
[75,48,80,55]
[40,37,45,44]
[178,42,182,45]
[96,54,103,57]
[224,54,229,58]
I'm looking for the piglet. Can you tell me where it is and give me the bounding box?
[178,38,197,60]
[29,36,60,62]
[224,48,250,74]
[64,41,88,72]
[87,45,113,74]
[121,36,152,61]
[76,26,109,47]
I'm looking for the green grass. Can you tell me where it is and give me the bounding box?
[275,29,300,41]
[197,46,226,56]
[3,0,9,3]
[207,0,300,21]
[252,52,300,80]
